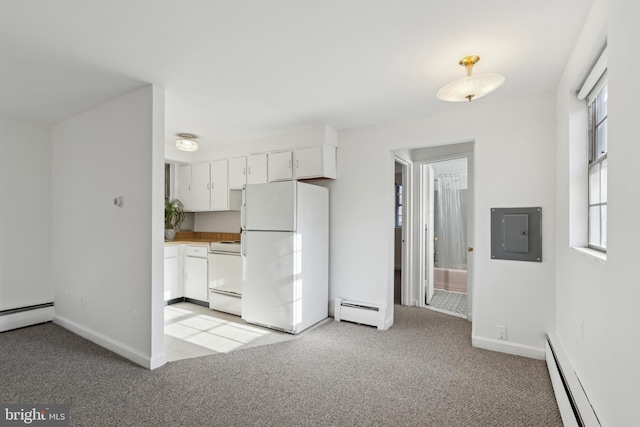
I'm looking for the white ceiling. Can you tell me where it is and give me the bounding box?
[0,0,592,149]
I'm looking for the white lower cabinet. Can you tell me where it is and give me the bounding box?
[183,245,209,302]
[164,245,180,302]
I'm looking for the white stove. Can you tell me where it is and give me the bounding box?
[208,240,243,316]
[209,240,241,254]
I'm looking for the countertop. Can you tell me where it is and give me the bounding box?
[164,231,241,246]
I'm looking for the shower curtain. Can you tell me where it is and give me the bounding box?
[436,174,466,269]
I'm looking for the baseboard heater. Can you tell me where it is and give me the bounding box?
[546,333,600,427]
[334,298,386,330]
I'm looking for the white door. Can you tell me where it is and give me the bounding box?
[184,256,208,301]
[210,159,228,211]
[242,231,296,332]
[209,253,243,294]
[294,145,322,179]
[177,165,192,210]
[247,153,268,185]
[422,164,435,305]
[228,156,246,190]
[268,151,293,182]
[191,163,210,211]
[244,181,296,231]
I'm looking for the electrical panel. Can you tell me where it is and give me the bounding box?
[491,207,542,262]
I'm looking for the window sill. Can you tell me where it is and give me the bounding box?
[571,246,606,263]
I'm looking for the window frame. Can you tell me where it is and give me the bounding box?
[586,72,608,252]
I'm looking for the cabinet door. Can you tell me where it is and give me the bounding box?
[164,250,180,301]
[295,144,337,179]
[247,153,268,185]
[184,255,208,302]
[177,165,192,211]
[210,159,229,210]
[268,151,293,182]
[191,163,211,211]
[228,156,247,190]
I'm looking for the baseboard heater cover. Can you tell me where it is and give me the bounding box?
[546,333,600,427]
[334,298,386,330]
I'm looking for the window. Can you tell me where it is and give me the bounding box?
[587,73,607,250]
[395,184,403,227]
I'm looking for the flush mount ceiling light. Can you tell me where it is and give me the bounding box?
[436,55,505,102]
[176,133,198,152]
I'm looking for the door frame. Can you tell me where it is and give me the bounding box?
[418,163,435,307]
[394,142,474,319]
[394,155,413,306]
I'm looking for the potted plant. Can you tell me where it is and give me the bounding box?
[164,199,185,241]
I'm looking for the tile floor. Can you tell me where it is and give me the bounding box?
[429,289,467,319]
[164,302,297,362]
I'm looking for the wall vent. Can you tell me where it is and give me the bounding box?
[334,298,385,330]
[546,333,600,427]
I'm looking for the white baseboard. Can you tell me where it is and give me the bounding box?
[383,317,394,330]
[472,334,545,360]
[54,315,167,370]
[0,307,54,333]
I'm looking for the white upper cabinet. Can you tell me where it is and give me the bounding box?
[228,156,247,190]
[191,162,211,212]
[177,165,193,211]
[268,151,293,182]
[247,153,268,185]
[294,144,337,180]
[210,159,229,211]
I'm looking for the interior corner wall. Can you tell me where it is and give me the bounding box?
[51,85,165,369]
[555,0,640,424]
[0,115,52,330]
[332,93,556,357]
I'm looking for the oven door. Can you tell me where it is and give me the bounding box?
[208,251,243,315]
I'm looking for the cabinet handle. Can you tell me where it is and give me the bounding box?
[207,182,210,190]
[296,159,299,168]
[288,160,292,169]
[211,181,214,189]
[243,167,246,176]
[188,184,191,191]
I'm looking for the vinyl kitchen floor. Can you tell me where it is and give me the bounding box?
[164,302,296,362]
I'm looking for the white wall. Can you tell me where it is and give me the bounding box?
[194,211,241,233]
[51,85,166,369]
[332,93,556,358]
[555,0,640,424]
[0,115,53,330]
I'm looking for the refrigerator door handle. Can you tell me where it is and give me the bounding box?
[240,188,246,231]
[241,232,246,257]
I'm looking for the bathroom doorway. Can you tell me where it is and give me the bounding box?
[421,157,469,318]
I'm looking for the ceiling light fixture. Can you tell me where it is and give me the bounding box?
[176,133,199,152]
[436,55,505,102]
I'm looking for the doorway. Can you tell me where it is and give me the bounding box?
[393,159,409,305]
[394,142,474,320]
[421,158,469,318]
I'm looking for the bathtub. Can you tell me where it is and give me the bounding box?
[434,267,467,293]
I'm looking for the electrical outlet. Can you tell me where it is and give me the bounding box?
[580,319,584,339]
[497,325,507,340]
[79,293,85,306]
[133,310,139,326]
[64,289,69,301]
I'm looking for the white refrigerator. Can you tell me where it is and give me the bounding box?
[241,181,329,334]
